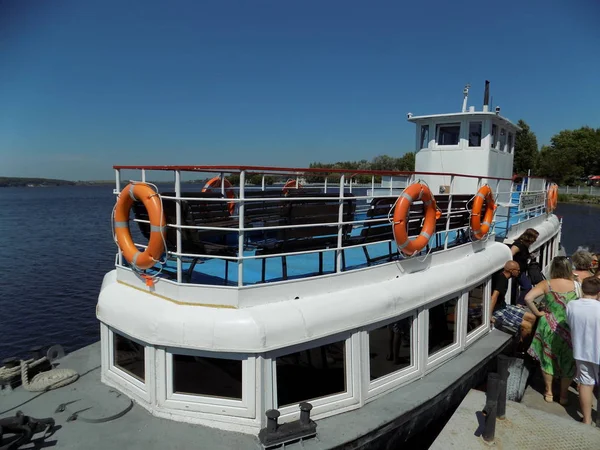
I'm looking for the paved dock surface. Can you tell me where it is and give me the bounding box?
[431,388,599,449]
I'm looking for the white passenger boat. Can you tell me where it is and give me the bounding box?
[0,82,561,449]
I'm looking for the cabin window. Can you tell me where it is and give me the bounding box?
[368,316,413,381]
[467,284,485,334]
[436,123,461,146]
[420,125,430,149]
[508,133,514,153]
[114,333,145,382]
[491,124,498,150]
[172,354,242,400]
[275,340,346,407]
[500,128,507,152]
[428,297,458,357]
[468,122,482,147]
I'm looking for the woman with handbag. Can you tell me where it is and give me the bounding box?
[525,256,582,405]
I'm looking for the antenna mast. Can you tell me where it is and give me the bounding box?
[462,84,471,112]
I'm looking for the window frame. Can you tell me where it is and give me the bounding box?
[468,121,483,147]
[162,347,256,418]
[435,122,462,148]
[268,333,359,422]
[508,132,514,153]
[464,278,491,346]
[499,128,507,152]
[491,124,498,151]
[106,327,152,402]
[420,124,430,149]
[364,313,420,399]
[425,292,464,371]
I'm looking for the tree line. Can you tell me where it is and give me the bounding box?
[515,121,600,185]
[304,153,416,183]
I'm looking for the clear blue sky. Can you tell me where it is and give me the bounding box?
[1,0,599,180]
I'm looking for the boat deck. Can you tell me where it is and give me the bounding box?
[430,387,598,449]
[0,331,511,449]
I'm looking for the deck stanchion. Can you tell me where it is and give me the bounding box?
[175,170,182,283]
[482,372,500,443]
[497,355,510,419]
[443,175,454,249]
[336,174,345,273]
[115,169,123,267]
[238,170,245,287]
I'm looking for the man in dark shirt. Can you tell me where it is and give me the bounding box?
[491,261,537,341]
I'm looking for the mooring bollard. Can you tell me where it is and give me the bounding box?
[265,409,280,433]
[299,402,312,426]
[497,355,510,420]
[482,373,500,443]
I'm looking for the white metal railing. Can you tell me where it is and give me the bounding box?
[113,167,552,286]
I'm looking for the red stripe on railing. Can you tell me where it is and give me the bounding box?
[113,165,515,181]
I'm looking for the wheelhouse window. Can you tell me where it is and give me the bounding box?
[468,122,482,147]
[172,354,242,399]
[275,340,346,407]
[420,125,430,149]
[428,297,458,356]
[467,284,485,334]
[500,128,507,152]
[436,123,461,146]
[114,333,145,382]
[491,124,498,150]
[508,133,514,153]
[368,316,413,380]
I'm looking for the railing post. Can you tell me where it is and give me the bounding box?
[220,172,225,196]
[443,175,454,249]
[371,175,375,200]
[238,170,245,287]
[175,170,182,283]
[261,174,265,191]
[336,174,345,273]
[324,177,328,194]
[482,373,500,443]
[115,169,123,267]
[497,355,510,419]
[141,168,146,183]
[566,185,569,194]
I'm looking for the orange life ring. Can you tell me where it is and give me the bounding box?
[547,184,558,212]
[202,176,236,214]
[392,182,441,256]
[114,183,166,270]
[470,185,496,240]
[282,179,303,195]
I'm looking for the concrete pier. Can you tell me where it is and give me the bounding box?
[431,387,598,449]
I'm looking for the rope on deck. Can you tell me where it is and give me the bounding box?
[20,357,79,392]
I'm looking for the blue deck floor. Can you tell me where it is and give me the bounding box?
[140,211,543,286]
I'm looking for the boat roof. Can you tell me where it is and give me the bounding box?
[407,111,521,131]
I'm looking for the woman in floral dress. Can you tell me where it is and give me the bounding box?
[524,256,581,405]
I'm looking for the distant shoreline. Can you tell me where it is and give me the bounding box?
[0,177,115,187]
[557,193,600,205]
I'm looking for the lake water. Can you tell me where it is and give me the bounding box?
[0,186,597,362]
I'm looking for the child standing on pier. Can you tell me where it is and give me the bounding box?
[566,277,600,425]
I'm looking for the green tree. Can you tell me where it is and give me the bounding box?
[536,145,581,185]
[549,127,600,178]
[513,120,539,175]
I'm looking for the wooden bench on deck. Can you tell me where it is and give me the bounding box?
[255,193,356,281]
[133,192,238,282]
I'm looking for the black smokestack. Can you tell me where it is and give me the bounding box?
[483,80,490,109]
